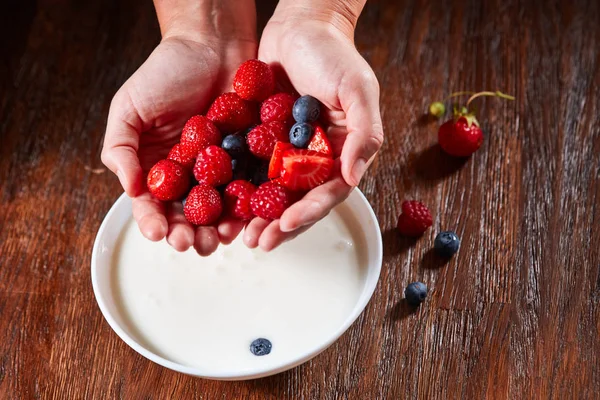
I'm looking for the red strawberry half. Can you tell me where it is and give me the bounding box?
[307,125,333,158]
[206,92,257,133]
[250,181,294,220]
[193,145,233,187]
[224,180,257,220]
[233,59,276,102]
[184,184,223,226]
[247,121,289,160]
[268,141,294,179]
[147,159,191,201]
[279,149,334,191]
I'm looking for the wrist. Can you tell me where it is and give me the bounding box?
[270,0,365,39]
[153,0,257,44]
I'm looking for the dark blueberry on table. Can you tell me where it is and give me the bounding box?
[250,338,272,356]
[289,122,314,148]
[251,162,269,186]
[433,231,460,258]
[405,282,427,306]
[292,95,321,123]
[221,134,247,159]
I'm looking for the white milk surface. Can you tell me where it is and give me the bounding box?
[112,204,367,374]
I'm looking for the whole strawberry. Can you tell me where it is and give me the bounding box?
[167,143,196,170]
[193,145,233,187]
[429,90,515,157]
[224,180,257,220]
[180,115,222,152]
[207,92,257,133]
[234,59,276,102]
[260,93,296,125]
[147,159,190,201]
[438,116,483,157]
[247,121,289,160]
[250,181,294,220]
[184,184,223,226]
[397,200,433,237]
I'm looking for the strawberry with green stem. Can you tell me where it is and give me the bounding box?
[429,91,515,157]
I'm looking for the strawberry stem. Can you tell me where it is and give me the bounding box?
[443,91,476,102]
[466,91,515,108]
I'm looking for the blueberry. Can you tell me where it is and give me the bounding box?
[250,338,272,356]
[221,134,247,159]
[434,231,460,258]
[289,122,314,148]
[231,157,248,180]
[251,162,269,185]
[292,95,321,123]
[405,282,427,306]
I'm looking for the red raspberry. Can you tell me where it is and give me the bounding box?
[183,184,223,226]
[438,116,483,157]
[167,143,196,170]
[193,145,233,187]
[260,93,295,125]
[233,59,276,102]
[247,121,289,160]
[224,180,257,220]
[250,181,294,220]
[397,200,433,236]
[146,159,190,201]
[206,92,257,134]
[180,115,222,154]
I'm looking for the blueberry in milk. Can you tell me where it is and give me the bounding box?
[250,338,272,356]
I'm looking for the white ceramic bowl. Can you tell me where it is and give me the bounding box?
[91,189,382,380]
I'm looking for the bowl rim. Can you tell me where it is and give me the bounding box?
[91,188,382,380]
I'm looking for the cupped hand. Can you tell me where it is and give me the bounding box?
[101,35,256,255]
[234,14,383,252]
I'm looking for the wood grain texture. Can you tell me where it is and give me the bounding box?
[1,0,599,398]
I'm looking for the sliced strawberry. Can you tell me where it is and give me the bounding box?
[279,149,334,191]
[307,125,333,158]
[268,141,294,179]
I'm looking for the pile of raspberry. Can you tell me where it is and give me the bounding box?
[146,60,335,226]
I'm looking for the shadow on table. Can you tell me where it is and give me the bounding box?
[386,299,419,322]
[382,227,418,257]
[413,144,468,183]
[420,248,451,269]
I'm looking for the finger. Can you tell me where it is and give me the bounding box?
[279,170,353,233]
[258,221,312,252]
[101,89,145,197]
[165,202,195,252]
[217,217,246,245]
[339,66,384,186]
[193,226,220,256]
[132,193,168,241]
[243,218,271,248]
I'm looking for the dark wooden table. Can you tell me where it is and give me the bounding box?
[2,0,599,398]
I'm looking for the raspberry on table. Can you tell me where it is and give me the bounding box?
[397,200,433,236]
[193,145,233,187]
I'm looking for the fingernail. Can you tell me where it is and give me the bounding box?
[351,157,367,185]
